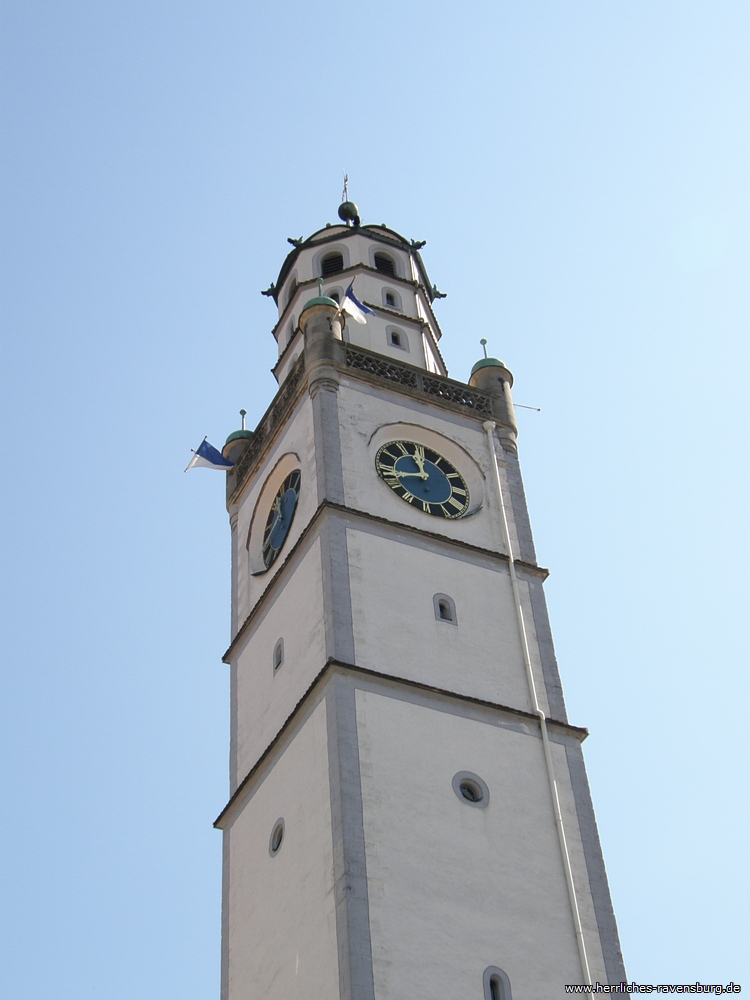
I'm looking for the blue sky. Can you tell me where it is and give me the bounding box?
[2,2,748,995]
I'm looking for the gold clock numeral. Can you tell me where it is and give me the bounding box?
[376,440,469,520]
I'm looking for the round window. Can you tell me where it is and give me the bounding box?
[452,771,490,809]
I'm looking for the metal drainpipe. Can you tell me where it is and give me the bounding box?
[483,419,592,986]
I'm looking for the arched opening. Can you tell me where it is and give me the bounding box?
[321,251,344,277]
[382,287,402,311]
[273,638,284,672]
[374,251,396,276]
[286,277,297,307]
[483,967,512,1000]
[433,593,457,624]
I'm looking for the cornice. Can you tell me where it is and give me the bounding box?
[213,658,585,829]
[223,498,548,663]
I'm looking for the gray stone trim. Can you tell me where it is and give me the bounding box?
[320,517,356,664]
[526,575,568,723]
[565,742,627,983]
[325,674,375,1000]
[223,500,548,664]
[501,448,537,564]
[215,659,585,829]
[310,373,345,506]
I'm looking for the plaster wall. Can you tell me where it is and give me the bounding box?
[224,699,339,1000]
[355,689,600,999]
[233,535,326,785]
[347,526,550,715]
[232,393,317,633]
[336,379,525,561]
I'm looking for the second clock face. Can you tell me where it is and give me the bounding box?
[262,469,301,569]
[375,441,469,518]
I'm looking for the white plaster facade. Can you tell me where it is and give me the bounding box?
[215,211,625,999]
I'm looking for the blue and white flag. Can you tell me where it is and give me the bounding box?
[342,280,377,325]
[185,437,234,472]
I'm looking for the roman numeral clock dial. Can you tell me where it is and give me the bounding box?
[262,469,301,569]
[375,441,469,518]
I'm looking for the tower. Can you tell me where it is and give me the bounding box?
[214,201,625,998]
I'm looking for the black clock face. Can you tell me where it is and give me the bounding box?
[375,441,469,518]
[262,469,301,568]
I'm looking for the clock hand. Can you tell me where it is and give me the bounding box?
[413,447,427,477]
[392,468,428,480]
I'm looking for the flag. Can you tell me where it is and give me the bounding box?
[185,437,234,472]
[342,280,376,325]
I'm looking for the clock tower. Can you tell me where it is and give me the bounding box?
[214,201,625,999]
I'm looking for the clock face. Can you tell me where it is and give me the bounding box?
[262,469,301,568]
[375,441,469,518]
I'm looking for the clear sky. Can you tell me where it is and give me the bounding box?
[2,2,748,996]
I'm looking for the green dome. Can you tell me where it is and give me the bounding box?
[224,429,254,447]
[300,295,339,312]
[470,357,507,376]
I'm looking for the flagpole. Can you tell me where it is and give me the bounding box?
[184,436,208,472]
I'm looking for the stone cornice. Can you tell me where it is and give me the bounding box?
[222,498,548,663]
[213,658,586,829]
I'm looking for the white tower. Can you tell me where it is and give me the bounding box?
[214,200,625,999]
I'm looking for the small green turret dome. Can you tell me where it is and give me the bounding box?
[300,295,339,312]
[224,429,254,447]
[470,357,507,376]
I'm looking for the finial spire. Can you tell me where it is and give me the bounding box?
[342,172,349,203]
[480,338,488,358]
[240,409,247,431]
[318,277,324,296]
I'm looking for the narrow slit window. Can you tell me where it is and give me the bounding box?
[390,331,401,347]
[273,638,284,672]
[385,292,395,306]
[321,252,343,277]
[269,818,285,856]
[374,252,396,276]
